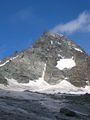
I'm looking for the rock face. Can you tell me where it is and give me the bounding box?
[0,32,90,87]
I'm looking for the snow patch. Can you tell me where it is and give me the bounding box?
[50,40,53,45]
[57,54,65,58]
[0,60,10,67]
[57,42,61,45]
[58,54,62,57]
[75,48,83,53]
[0,55,18,67]
[0,78,90,95]
[56,58,76,70]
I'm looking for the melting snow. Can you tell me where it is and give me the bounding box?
[75,48,83,53]
[56,58,76,70]
[0,63,90,95]
[0,78,90,95]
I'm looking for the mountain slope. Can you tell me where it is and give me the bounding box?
[0,32,89,89]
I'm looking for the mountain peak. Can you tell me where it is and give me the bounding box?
[33,31,85,55]
[43,31,64,38]
[0,32,89,90]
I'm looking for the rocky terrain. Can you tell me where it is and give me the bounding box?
[0,90,90,120]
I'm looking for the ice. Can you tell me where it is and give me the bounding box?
[56,58,76,70]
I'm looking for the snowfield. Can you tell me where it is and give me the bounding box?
[0,64,90,95]
[56,57,76,70]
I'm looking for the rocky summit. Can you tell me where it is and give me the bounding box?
[0,32,90,87]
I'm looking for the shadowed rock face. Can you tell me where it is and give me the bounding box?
[0,32,89,87]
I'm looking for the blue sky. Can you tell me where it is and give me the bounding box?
[0,0,90,59]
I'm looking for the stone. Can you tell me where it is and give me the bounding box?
[60,107,76,117]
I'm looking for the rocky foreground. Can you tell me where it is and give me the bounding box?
[0,90,90,120]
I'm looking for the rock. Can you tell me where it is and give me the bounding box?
[60,107,76,117]
[0,74,8,85]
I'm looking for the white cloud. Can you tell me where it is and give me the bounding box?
[51,11,90,34]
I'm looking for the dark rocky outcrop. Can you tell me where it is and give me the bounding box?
[60,107,76,117]
[0,73,8,85]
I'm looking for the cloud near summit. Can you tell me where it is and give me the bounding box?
[51,11,90,34]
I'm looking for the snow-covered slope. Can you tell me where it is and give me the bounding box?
[0,63,90,94]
